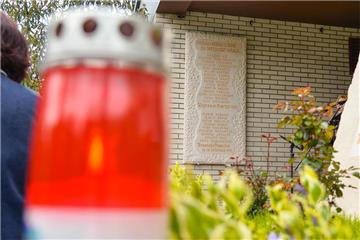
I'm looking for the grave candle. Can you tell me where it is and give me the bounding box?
[25,8,168,239]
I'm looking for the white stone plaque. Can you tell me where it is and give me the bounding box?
[184,32,246,164]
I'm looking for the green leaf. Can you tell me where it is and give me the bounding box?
[278,116,290,128]
[310,184,322,203]
[294,139,302,146]
[304,120,312,126]
[352,172,360,179]
[335,188,343,198]
[332,161,340,171]
[309,139,318,147]
[295,130,303,139]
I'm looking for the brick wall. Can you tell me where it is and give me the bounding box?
[155,11,360,179]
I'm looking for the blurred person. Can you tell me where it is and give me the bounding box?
[1,11,38,239]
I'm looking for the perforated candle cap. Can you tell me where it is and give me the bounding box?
[43,8,163,69]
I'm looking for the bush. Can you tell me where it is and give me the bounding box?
[233,134,291,217]
[169,164,355,239]
[268,166,353,239]
[170,163,256,239]
[275,86,359,210]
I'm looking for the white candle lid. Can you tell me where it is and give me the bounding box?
[43,7,163,70]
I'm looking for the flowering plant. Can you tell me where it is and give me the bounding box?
[275,86,359,210]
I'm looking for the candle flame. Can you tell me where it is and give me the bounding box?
[88,134,104,173]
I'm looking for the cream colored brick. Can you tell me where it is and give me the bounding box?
[270,28,285,34]
[198,17,214,23]
[255,27,270,33]
[262,23,277,29]
[262,32,277,38]
[270,19,285,25]
[184,16,198,21]
[278,25,292,30]
[206,13,222,19]
[206,22,222,28]
[223,15,238,20]
[231,20,247,26]
[256,18,270,24]
[223,24,238,30]
[247,31,262,37]
[198,26,214,32]
[214,18,230,24]
[181,25,197,31]
[214,29,231,35]
[230,29,246,35]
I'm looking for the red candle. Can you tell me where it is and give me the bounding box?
[25,8,168,239]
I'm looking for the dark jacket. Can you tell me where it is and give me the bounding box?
[1,73,37,239]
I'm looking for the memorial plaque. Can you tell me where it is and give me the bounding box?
[184,32,246,164]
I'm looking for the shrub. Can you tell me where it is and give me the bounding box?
[233,134,291,217]
[275,86,359,210]
[169,163,256,239]
[233,156,269,217]
[169,164,355,239]
[268,166,353,239]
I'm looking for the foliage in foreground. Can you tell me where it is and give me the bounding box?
[169,164,355,240]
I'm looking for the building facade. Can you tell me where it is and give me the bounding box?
[155,11,360,179]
